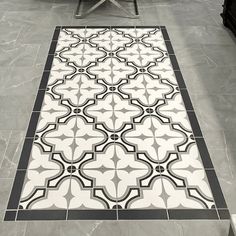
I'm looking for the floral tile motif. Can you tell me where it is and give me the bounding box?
[5,26,228,221]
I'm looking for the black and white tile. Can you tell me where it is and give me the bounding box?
[5,26,229,221]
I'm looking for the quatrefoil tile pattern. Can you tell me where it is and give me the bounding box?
[5,26,228,221]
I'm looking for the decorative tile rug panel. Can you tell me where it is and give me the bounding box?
[5,26,229,221]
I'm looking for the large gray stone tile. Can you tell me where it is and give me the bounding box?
[3,10,73,27]
[0,0,53,11]
[0,67,11,85]
[191,94,236,131]
[225,130,236,151]
[52,0,77,13]
[167,25,236,46]
[0,44,39,67]
[24,220,229,236]
[227,150,236,175]
[201,130,226,150]
[17,25,54,44]
[1,131,24,170]
[174,221,230,236]
[0,94,36,114]
[181,65,236,95]
[0,20,22,47]
[202,44,236,66]
[174,46,216,67]
[0,131,11,164]
[0,178,13,211]
[0,211,3,221]
[0,66,43,96]
[217,172,236,213]
[0,221,27,236]
[35,43,51,67]
[208,149,233,179]
[0,112,30,130]
[0,168,16,179]
[153,2,218,27]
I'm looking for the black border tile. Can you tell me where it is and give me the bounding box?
[195,138,214,169]
[39,71,50,90]
[136,26,160,29]
[7,170,26,209]
[206,170,228,209]
[33,90,46,111]
[168,209,218,220]
[17,210,67,221]
[68,210,117,220]
[179,89,194,111]
[44,54,54,71]
[118,209,168,220]
[17,138,34,169]
[165,41,174,55]
[4,211,17,221]
[174,70,186,88]
[218,209,230,219]
[52,27,61,41]
[112,26,134,28]
[169,55,180,70]
[48,40,58,55]
[187,111,203,137]
[25,112,40,138]
[161,27,170,40]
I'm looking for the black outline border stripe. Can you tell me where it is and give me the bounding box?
[4,26,229,221]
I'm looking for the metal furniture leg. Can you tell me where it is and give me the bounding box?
[108,0,138,18]
[75,0,139,18]
[75,0,107,18]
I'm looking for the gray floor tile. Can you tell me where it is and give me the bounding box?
[3,10,72,27]
[0,168,17,179]
[35,43,52,67]
[217,172,236,213]
[227,150,236,175]
[0,66,43,97]
[225,130,236,151]
[0,0,53,11]
[25,221,176,236]
[0,131,11,164]
[24,220,230,236]
[173,221,230,236]
[0,44,39,67]
[202,130,226,149]
[1,131,25,170]
[208,149,233,178]
[0,179,13,211]
[0,112,30,130]
[0,94,36,114]
[202,44,236,66]
[0,20,22,46]
[174,46,216,67]
[191,94,236,131]
[153,2,218,27]
[52,0,77,13]
[181,65,236,95]
[0,221,27,236]
[0,211,3,221]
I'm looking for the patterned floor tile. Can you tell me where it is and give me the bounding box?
[5,26,228,221]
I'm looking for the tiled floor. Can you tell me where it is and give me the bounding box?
[0,0,236,235]
[5,27,227,221]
